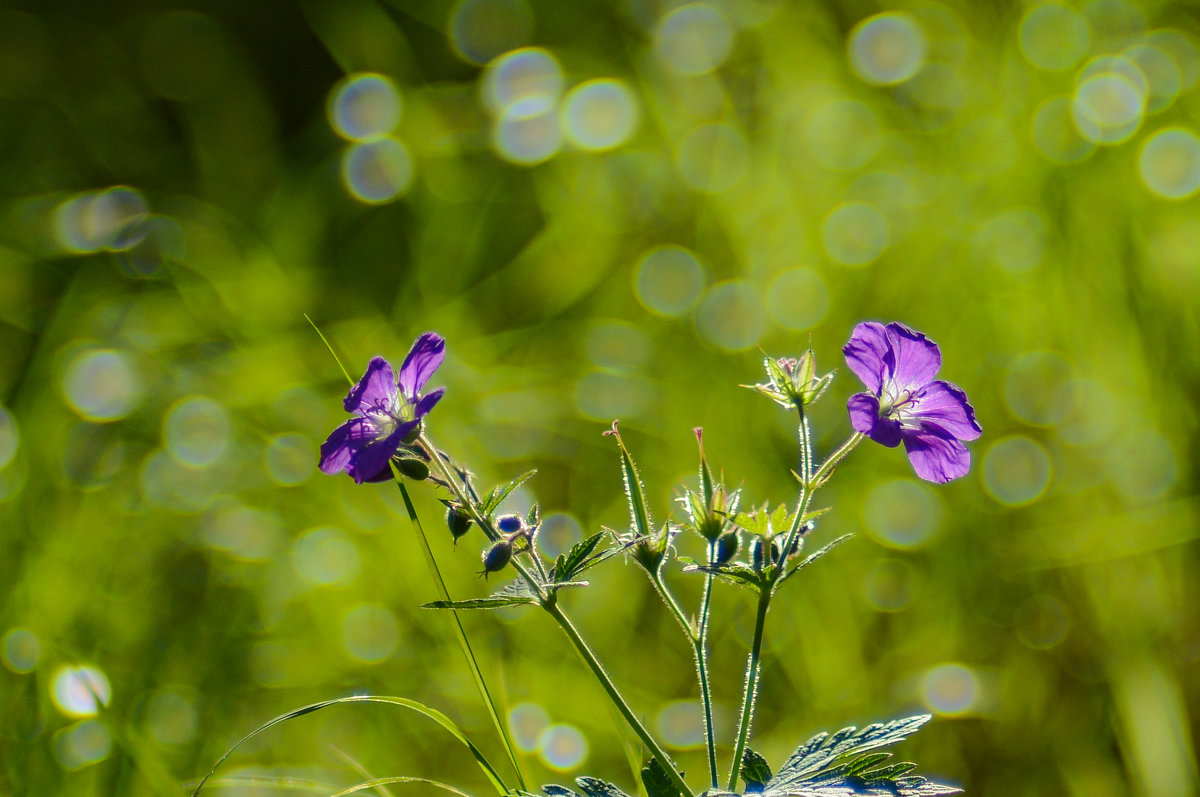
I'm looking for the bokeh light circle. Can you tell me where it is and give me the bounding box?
[634,245,705,316]
[293,526,361,587]
[862,558,916,612]
[1032,95,1096,164]
[1014,595,1071,650]
[1124,43,1182,113]
[1004,351,1075,425]
[694,280,765,350]
[328,73,402,141]
[449,0,533,66]
[494,105,562,165]
[51,665,112,718]
[822,202,889,266]
[537,513,583,559]
[2,628,40,673]
[982,436,1052,505]
[863,479,943,549]
[656,700,706,748]
[654,3,734,76]
[804,98,881,171]
[1139,128,1200,199]
[0,406,18,469]
[1148,29,1200,92]
[54,187,149,254]
[342,603,399,663]
[765,268,829,331]
[848,12,928,86]
[164,397,231,467]
[921,663,979,716]
[1019,4,1090,72]
[538,723,588,770]
[1072,70,1146,144]
[509,702,550,752]
[677,123,748,192]
[341,137,414,203]
[53,720,112,770]
[266,432,316,485]
[561,79,639,151]
[483,48,563,116]
[62,349,143,422]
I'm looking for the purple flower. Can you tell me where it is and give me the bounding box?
[843,322,982,484]
[319,333,446,484]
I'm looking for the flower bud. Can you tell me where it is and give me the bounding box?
[394,457,430,481]
[714,530,740,564]
[446,504,472,541]
[480,538,513,578]
[745,349,835,410]
[750,536,768,571]
[496,513,524,536]
[771,532,802,562]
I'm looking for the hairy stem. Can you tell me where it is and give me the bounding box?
[697,542,719,789]
[544,601,696,797]
[727,588,771,792]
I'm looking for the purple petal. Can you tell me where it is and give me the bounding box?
[911,380,982,441]
[415,387,444,418]
[847,392,902,448]
[398,333,445,399]
[319,417,374,474]
[884,323,941,391]
[348,423,412,484]
[843,322,890,393]
[344,357,397,413]
[903,430,971,483]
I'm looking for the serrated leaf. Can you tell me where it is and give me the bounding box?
[480,469,538,516]
[542,786,578,797]
[553,531,607,581]
[761,714,963,797]
[776,534,853,589]
[741,748,772,791]
[575,777,633,797]
[641,758,681,797]
[684,561,769,591]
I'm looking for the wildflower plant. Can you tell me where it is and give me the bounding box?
[195,321,981,797]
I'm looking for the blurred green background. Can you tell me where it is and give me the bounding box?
[0,0,1197,794]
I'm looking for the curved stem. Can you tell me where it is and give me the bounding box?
[727,588,770,792]
[544,601,696,797]
[810,432,864,488]
[651,572,697,642]
[696,542,719,789]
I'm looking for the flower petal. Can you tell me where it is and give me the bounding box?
[843,321,890,393]
[319,417,374,474]
[415,387,444,418]
[344,357,397,413]
[885,323,941,391]
[912,380,982,441]
[349,423,413,484]
[398,333,445,399]
[903,429,971,483]
[848,392,902,448]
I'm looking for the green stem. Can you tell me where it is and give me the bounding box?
[727,588,771,792]
[809,432,865,488]
[651,572,696,642]
[544,601,696,797]
[393,479,526,793]
[697,542,719,790]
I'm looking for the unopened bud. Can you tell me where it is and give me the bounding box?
[750,536,768,571]
[395,457,430,481]
[480,539,513,578]
[496,514,525,537]
[715,530,740,564]
[771,533,802,561]
[446,505,472,541]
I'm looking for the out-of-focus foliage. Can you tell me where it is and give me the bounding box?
[0,0,1196,795]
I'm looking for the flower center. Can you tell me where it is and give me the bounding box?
[366,393,415,441]
[878,385,917,425]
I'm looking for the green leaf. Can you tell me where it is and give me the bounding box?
[190,695,508,797]
[683,561,769,591]
[575,777,634,797]
[552,531,608,582]
[480,470,538,516]
[641,758,681,797]
[740,748,772,792]
[761,714,961,797]
[542,788,578,797]
[777,534,853,589]
[422,596,537,610]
